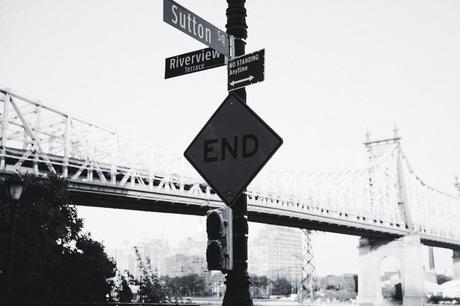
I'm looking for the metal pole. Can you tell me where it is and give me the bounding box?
[223,1,252,306]
[1,91,10,170]
[33,105,41,175]
[111,133,118,185]
[6,202,18,306]
[396,142,414,231]
[63,116,70,178]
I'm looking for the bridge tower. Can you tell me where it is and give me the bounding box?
[364,127,414,230]
[359,129,426,306]
[454,177,460,280]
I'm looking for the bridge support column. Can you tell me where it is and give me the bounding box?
[400,235,425,306]
[357,235,426,306]
[453,250,460,279]
[357,238,384,306]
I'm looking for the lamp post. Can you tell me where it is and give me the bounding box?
[223,1,253,306]
[5,174,25,305]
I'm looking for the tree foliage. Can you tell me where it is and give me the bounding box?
[271,277,292,296]
[0,174,116,304]
[316,274,357,301]
[250,274,269,298]
[115,271,134,302]
[134,246,166,303]
[161,274,208,297]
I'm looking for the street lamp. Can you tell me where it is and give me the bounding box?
[4,174,25,306]
[5,174,25,203]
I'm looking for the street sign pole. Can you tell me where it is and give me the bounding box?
[223,1,253,306]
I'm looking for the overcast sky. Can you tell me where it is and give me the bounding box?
[1,0,459,276]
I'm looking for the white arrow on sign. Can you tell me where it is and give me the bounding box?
[230,75,254,87]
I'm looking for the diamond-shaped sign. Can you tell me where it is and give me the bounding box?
[184,94,283,207]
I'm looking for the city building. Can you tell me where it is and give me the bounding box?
[178,236,207,256]
[249,225,303,288]
[108,240,139,277]
[108,238,170,278]
[137,238,170,276]
[165,235,209,277]
[165,253,208,277]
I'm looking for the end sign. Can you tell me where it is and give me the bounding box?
[184,94,282,207]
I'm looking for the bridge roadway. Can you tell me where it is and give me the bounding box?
[1,145,458,250]
[69,179,459,250]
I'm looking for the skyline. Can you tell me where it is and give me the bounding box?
[1,0,460,279]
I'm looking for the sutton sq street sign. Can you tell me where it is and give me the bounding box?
[165,47,226,79]
[163,0,230,56]
[184,94,283,207]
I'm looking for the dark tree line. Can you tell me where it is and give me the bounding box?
[160,274,208,298]
[114,249,210,303]
[0,175,116,304]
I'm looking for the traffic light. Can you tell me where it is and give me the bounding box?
[206,207,233,272]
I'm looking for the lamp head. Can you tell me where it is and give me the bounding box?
[6,174,25,202]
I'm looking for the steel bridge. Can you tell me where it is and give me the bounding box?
[1,88,459,249]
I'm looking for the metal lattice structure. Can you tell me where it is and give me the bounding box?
[1,88,460,248]
[300,229,317,302]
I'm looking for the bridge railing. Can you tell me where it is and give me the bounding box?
[0,88,192,181]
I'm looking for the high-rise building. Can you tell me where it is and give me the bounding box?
[249,225,303,288]
[179,236,207,256]
[165,236,209,277]
[108,238,170,278]
[137,238,170,276]
[108,240,139,277]
[108,235,209,279]
[164,253,207,277]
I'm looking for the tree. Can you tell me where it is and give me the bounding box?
[161,274,207,297]
[0,174,116,304]
[250,274,269,298]
[59,234,116,301]
[134,246,166,303]
[116,271,134,302]
[271,278,292,296]
[316,274,357,301]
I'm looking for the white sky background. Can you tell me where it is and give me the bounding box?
[1,0,459,276]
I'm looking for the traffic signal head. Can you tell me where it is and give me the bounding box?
[207,209,225,239]
[206,207,233,272]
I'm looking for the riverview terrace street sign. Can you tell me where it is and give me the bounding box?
[228,49,265,91]
[184,94,283,207]
[163,0,230,56]
[165,47,225,79]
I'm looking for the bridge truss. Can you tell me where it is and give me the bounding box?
[1,88,459,248]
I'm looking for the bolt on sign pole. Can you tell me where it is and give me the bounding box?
[223,1,253,306]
